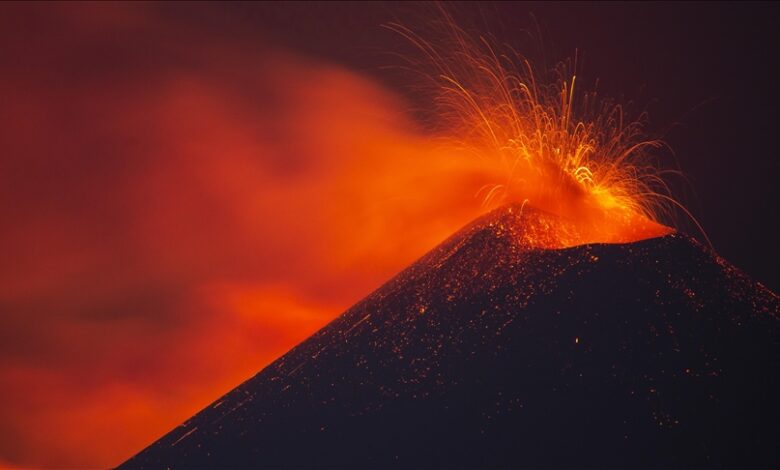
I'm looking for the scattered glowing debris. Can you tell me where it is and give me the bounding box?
[171,427,198,447]
[386,20,715,247]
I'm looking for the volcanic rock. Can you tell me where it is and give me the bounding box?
[120,204,780,469]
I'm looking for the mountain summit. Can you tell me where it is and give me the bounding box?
[120,204,779,468]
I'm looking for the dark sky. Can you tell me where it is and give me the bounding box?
[170,1,780,290]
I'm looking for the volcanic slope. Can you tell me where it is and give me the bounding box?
[120,204,780,469]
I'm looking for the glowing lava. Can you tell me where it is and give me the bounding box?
[389,20,688,247]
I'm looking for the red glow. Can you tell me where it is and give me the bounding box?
[0,4,674,468]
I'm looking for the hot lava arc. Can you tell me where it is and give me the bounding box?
[390,20,704,248]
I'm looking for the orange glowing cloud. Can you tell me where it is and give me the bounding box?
[0,4,488,468]
[0,4,676,469]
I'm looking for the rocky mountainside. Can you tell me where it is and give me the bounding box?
[120,204,780,469]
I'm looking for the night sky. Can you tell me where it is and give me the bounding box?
[1,2,778,469]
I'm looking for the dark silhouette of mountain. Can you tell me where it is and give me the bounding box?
[119,204,779,469]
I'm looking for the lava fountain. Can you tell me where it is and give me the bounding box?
[388,18,706,248]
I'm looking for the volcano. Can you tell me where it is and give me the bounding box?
[120,204,779,469]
